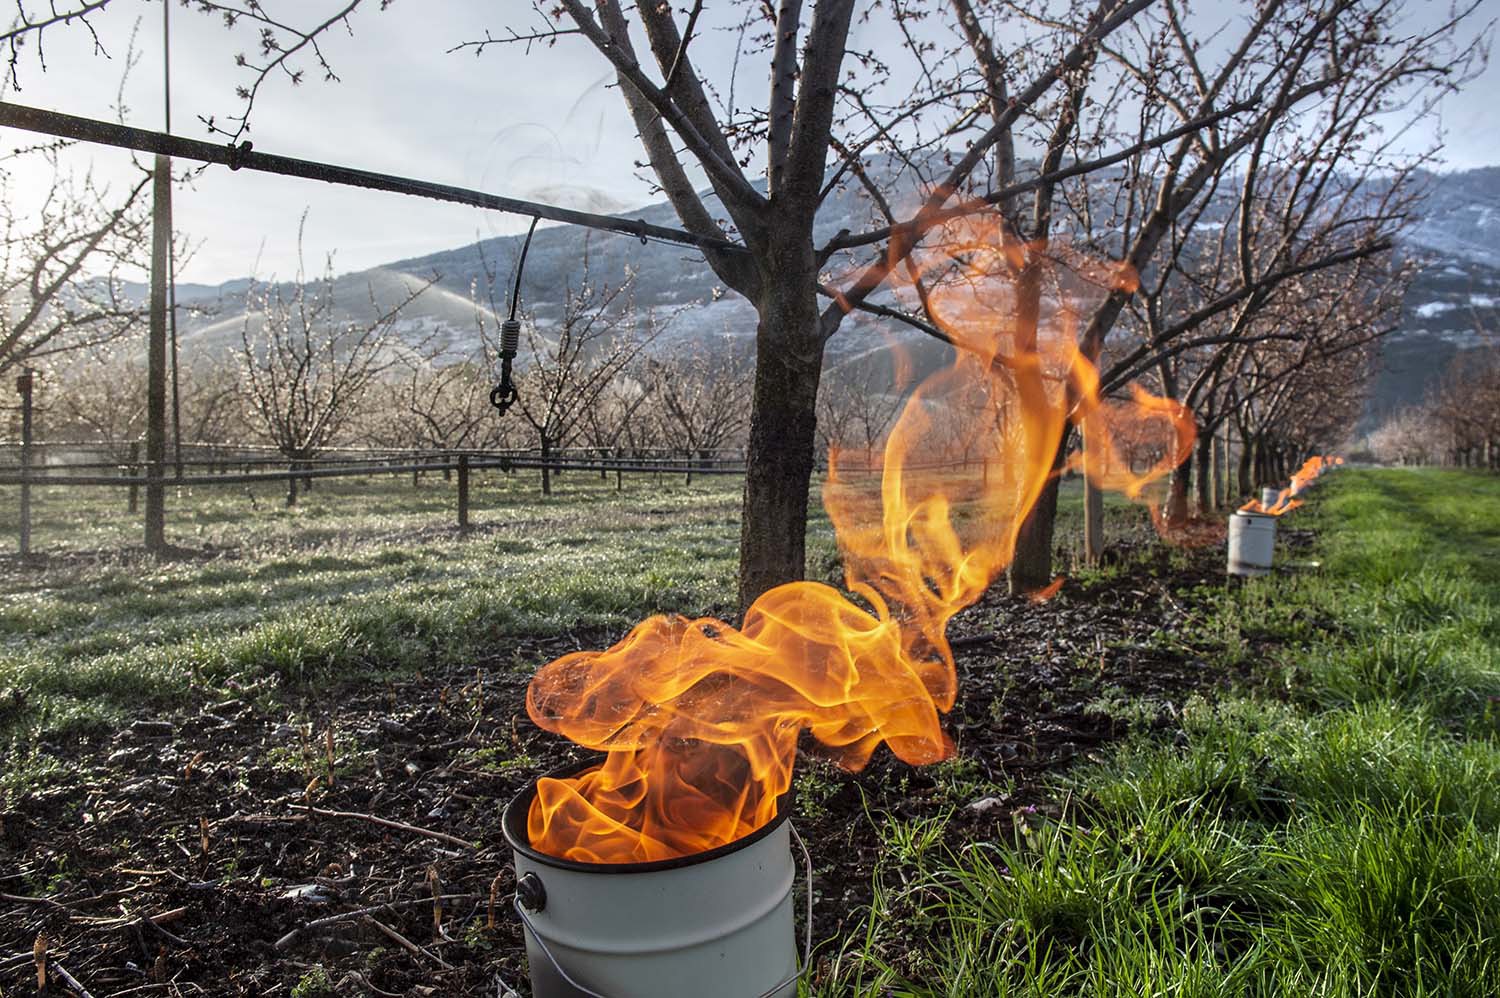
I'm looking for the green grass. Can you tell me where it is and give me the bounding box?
[816,468,1500,997]
[0,472,774,746]
[0,468,1143,751]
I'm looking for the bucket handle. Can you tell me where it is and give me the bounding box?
[513,822,815,998]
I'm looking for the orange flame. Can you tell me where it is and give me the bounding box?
[525,224,1197,863]
[1239,455,1338,516]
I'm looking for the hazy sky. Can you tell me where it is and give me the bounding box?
[4,0,1496,283]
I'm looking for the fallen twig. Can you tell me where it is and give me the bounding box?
[0,891,70,910]
[272,894,478,951]
[365,916,454,971]
[78,905,189,928]
[288,805,474,850]
[950,631,999,650]
[51,960,98,998]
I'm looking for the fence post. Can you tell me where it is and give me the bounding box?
[17,369,33,556]
[457,453,470,531]
[144,156,170,556]
[128,441,140,514]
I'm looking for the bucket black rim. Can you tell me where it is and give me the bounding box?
[503,756,795,874]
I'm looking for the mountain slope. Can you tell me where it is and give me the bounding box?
[149,164,1500,417]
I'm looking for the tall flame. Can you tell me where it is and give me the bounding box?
[1239,455,1338,516]
[525,225,1196,863]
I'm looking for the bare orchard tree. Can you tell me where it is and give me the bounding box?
[400,357,499,453]
[938,0,1481,583]
[480,256,657,496]
[177,353,245,450]
[1368,407,1445,467]
[816,355,914,465]
[363,350,503,458]
[13,0,1489,608]
[48,343,145,461]
[50,346,247,467]
[236,247,429,505]
[647,343,752,484]
[579,364,654,473]
[0,163,149,376]
[1426,350,1500,469]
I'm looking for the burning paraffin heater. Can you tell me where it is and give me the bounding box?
[1228,510,1277,576]
[503,763,809,998]
[1229,456,1339,576]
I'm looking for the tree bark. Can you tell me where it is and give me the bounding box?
[1010,475,1061,592]
[1009,434,1068,593]
[1237,430,1251,498]
[1083,479,1105,565]
[1006,257,1056,595]
[1165,447,1192,526]
[1195,432,1214,514]
[540,435,553,497]
[737,270,824,612]
[1082,428,1106,566]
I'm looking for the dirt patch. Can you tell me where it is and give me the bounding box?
[2,541,1248,996]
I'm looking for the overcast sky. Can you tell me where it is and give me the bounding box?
[4,0,1496,284]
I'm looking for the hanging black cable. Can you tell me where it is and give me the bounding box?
[490,216,539,416]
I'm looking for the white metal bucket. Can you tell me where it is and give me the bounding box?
[1228,511,1276,577]
[1260,486,1280,507]
[503,763,809,998]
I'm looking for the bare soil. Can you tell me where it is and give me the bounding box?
[1,537,1279,997]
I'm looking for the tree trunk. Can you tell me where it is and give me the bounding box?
[1195,432,1214,514]
[1219,426,1233,509]
[1009,436,1068,593]
[737,273,824,612]
[1006,261,1056,594]
[1080,428,1105,565]
[1010,475,1060,592]
[540,435,553,497]
[1165,447,1192,526]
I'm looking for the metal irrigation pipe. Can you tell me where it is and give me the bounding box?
[0,102,749,256]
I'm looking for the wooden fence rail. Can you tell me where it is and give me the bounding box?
[2,449,750,555]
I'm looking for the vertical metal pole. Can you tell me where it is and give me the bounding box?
[457,453,470,530]
[164,0,182,479]
[128,441,140,513]
[145,157,170,554]
[17,369,33,556]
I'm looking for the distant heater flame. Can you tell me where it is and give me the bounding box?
[525,224,1197,863]
[1239,455,1339,516]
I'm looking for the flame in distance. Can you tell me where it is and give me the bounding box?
[524,225,1196,864]
[1239,455,1341,516]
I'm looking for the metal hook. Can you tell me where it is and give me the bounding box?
[226,140,253,170]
